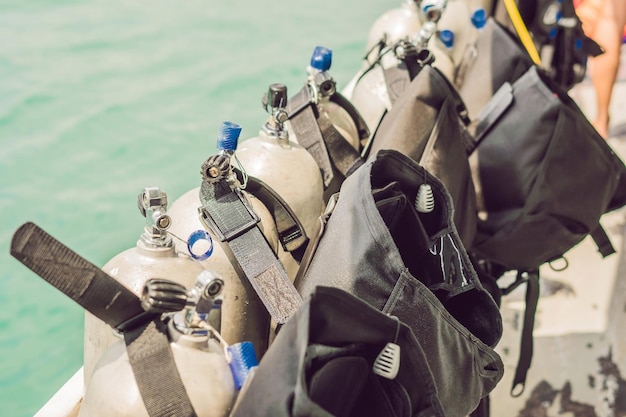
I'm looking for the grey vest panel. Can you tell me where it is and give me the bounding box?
[296,149,504,417]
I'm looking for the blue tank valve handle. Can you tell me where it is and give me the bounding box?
[439,30,455,49]
[227,341,259,390]
[310,46,332,72]
[471,8,487,29]
[187,229,214,261]
[216,121,242,153]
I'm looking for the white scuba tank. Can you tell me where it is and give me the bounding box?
[167,122,280,356]
[80,271,243,417]
[236,83,323,279]
[83,186,206,386]
[348,0,454,86]
[343,1,454,145]
[435,0,481,85]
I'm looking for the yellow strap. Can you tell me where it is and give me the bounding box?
[503,0,542,65]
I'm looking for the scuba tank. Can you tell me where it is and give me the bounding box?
[10,222,245,417]
[434,0,481,86]
[167,121,296,356]
[344,2,454,152]
[83,186,206,386]
[80,271,240,417]
[286,46,370,202]
[343,0,455,101]
[300,46,363,152]
[235,83,324,279]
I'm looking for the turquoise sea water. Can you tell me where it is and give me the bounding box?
[0,1,392,415]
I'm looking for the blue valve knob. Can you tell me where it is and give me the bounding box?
[310,46,332,71]
[216,121,242,152]
[439,30,455,49]
[471,8,487,29]
[228,341,259,390]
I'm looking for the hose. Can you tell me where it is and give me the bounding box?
[502,0,542,65]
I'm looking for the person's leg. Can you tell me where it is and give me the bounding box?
[588,0,626,137]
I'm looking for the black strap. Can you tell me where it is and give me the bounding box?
[10,222,155,331]
[467,81,514,154]
[125,319,198,417]
[287,85,365,186]
[287,87,335,187]
[317,113,364,177]
[199,176,301,324]
[329,92,370,141]
[510,269,540,397]
[590,224,616,258]
[11,222,198,417]
[236,170,308,256]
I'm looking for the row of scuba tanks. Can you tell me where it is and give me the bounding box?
[73,0,552,415]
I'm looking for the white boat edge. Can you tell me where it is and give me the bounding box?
[34,367,83,417]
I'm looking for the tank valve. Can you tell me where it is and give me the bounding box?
[137,186,173,248]
[262,83,289,141]
[141,270,225,336]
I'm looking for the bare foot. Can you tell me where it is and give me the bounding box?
[593,117,609,138]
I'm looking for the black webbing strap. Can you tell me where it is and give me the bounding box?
[590,224,616,258]
[468,81,514,154]
[316,113,364,178]
[236,170,308,256]
[199,178,301,324]
[287,86,335,187]
[10,222,155,331]
[11,222,198,417]
[125,319,197,417]
[329,92,370,142]
[287,85,365,185]
[509,269,540,397]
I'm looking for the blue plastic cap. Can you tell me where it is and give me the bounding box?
[310,46,332,71]
[471,8,488,29]
[575,38,583,50]
[228,341,259,390]
[549,27,558,39]
[216,121,242,152]
[439,30,455,49]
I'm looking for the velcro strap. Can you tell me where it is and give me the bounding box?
[10,222,155,331]
[510,269,540,397]
[240,172,308,254]
[288,90,334,188]
[469,81,514,154]
[590,224,616,258]
[317,114,364,178]
[330,92,370,141]
[125,319,198,417]
[199,180,301,324]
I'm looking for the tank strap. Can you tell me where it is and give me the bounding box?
[9,222,156,331]
[199,176,301,324]
[237,169,309,258]
[287,85,364,188]
[125,319,198,417]
[10,222,199,417]
[329,92,370,142]
[287,87,335,187]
